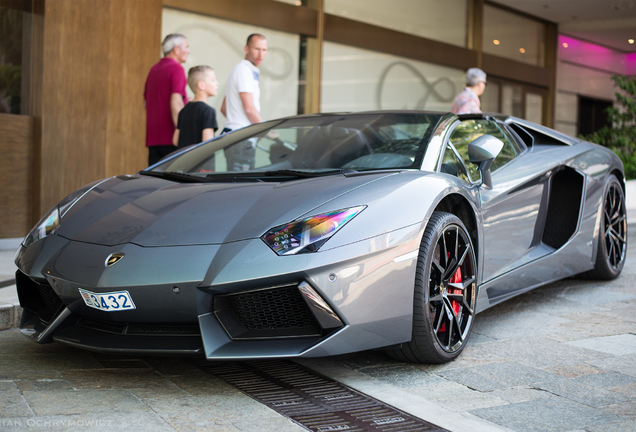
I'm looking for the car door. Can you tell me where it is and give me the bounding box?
[448,118,554,284]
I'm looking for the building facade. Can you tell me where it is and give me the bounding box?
[0,0,629,239]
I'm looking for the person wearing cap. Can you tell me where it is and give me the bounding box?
[451,68,487,114]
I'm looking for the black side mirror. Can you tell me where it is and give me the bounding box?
[468,134,504,189]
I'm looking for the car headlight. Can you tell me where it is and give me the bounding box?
[262,206,366,256]
[23,206,60,247]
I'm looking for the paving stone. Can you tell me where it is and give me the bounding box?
[595,306,636,323]
[470,397,622,432]
[94,359,152,369]
[547,314,636,342]
[425,385,510,411]
[566,334,636,355]
[571,371,636,389]
[475,336,614,369]
[556,286,636,305]
[587,354,636,378]
[488,386,553,404]
[437,361,560,392]
[609,382,636,398]
[145,394,286,425]
[171,422,239,432]
[23,390,150,416]
[59,369,177,391]
[0,370,62,381]
[14,378,75,392]
[0,353,103,371]
[413,344,507,374]
[0,381,17,392]
[166,373,238,397]
[467,332,498,344]
[601,400,636,418]
[140,357,205,376]
[356,364,449,388]
[231,416,308,432]
[0,411,177,432]
[472,309,572,340]
[536,377,632,407]
[0,385,33,417]
[543,363,604,378]
[586,420,636,432]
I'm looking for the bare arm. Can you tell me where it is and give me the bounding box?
[220,97,227,118]
[172,129,179,146]
[170,93,185,127]
[202,128,215,142]
[239,92,263,124]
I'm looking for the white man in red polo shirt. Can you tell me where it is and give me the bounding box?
[144,33,190,166]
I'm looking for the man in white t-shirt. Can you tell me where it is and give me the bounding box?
[221,34,268,170]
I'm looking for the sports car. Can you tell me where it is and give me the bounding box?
[14,111,627,363]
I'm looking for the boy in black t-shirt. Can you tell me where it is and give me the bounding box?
[173,66,219,149]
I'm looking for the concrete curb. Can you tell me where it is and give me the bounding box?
[0,301,21,331]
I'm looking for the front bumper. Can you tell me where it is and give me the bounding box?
[15,223,422,358]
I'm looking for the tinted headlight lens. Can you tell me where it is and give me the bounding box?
[23,206,60,247]
[262,206,366,256]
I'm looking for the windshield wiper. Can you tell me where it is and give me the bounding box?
[262,169,358,178]
[140,171,211,183]
[142,171,264,183]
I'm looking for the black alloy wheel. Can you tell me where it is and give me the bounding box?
[388,211,477,363]
[585,174,627,279]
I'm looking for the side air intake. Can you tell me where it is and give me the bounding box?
[542,167,584,249]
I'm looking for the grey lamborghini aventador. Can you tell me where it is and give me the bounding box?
[14,111,627,363]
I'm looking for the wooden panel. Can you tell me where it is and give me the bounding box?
[544,22,558,127]
[40,0,110,213]
[163,0,317,36]
[482,53,550,88]
[324,14,478,71]
[38,0,162,215]
[304,0,323,114]
[0,114,33,237]
[105,0,162,177]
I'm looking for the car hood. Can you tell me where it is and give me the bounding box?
[56,173,394,247]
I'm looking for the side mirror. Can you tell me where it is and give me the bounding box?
[468,134,504,189]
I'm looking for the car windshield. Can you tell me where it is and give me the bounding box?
[146,113,442,178]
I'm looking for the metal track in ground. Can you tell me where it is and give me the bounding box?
[194,359,448,432]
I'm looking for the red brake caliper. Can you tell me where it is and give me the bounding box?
[449,266,462,315]
[439,253,462,333]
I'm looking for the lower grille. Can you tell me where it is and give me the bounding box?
[37,284,64,321]
[77,318,200,336]
[214,284,323,339]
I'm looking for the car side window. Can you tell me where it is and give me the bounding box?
[440,145,470,183]
[449,119,520,175]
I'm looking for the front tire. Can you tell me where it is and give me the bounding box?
[388,212,477,363]
[584,174,627,280]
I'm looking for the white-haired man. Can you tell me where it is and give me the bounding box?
[451,68,487,115]
[144,33,190,166]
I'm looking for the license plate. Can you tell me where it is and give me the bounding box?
[78,288,136,311]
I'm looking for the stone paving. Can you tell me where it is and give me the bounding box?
[1,228,635,431]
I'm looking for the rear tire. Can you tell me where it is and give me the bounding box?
[387,211,477,363]
[583,174,627,280]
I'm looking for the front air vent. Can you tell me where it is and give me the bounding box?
[15,270,64,323]
[214,284,327,340]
